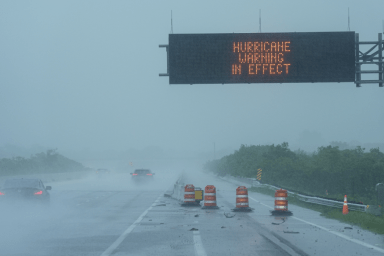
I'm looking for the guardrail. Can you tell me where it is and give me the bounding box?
[296,194,366,212]
[219,174,367,213]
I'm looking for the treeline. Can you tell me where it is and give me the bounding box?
[0,149,86,176]
[204,143,384,204]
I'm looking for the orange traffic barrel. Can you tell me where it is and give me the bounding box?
[232,186,252,212]
[181,184,200,207]
[202,185,219,209]
[271,189,292,216]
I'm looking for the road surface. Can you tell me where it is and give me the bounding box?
[1,169,383,256]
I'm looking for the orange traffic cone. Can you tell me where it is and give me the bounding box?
[342,195,349,215]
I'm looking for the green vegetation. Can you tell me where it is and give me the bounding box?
[249,186,384,234]
[204,142,384,205]
[0,149,86,176]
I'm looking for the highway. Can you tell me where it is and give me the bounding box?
[1,169,383,256]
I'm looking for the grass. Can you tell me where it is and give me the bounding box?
[249,186,384,235]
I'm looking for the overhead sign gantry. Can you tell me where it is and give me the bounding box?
[160,32,384,87]
[160,32,355,84]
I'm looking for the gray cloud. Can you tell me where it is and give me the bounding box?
[1,0,383,161]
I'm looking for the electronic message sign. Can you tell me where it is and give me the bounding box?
[168,32,355,84]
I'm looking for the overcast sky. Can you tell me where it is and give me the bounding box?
[1,0,383,159]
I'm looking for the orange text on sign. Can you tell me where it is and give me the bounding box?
[232,41,291,75]
[233,41,290,53]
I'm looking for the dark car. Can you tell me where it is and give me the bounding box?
[130,169,154,181]
[96,168,110,178]
[0,178,51,205]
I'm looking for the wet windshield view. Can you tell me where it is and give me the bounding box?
[1,1,384,255]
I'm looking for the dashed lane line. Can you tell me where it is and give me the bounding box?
[248,196,384,254]
[193,230,207,256]
[100,195,162,256]
[101,193,209,256]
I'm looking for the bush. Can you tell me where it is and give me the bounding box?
[204,143,384,204]
[0,149,86,176]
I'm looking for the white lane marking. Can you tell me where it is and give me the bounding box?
[100,195,162,256]
[193,231,207,256]
[248,196,272,209]
[248,196,384,254]
[291,216,384,253]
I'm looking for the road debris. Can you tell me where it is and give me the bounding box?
[224,212,236,218]
[271,219,286,225]
[283,231,300,234]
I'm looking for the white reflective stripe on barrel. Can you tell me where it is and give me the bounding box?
[275,197,287,200]
[184,199,195,201]
[204,201,216,203]
[204,193,216,196]
[274,205,287,209]
[236,203,249,206]
[236,195,248,198]
[184,192,195,194]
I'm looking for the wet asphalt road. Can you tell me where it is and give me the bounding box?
[1,171,383,256]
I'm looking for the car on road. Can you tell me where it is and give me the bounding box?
[96,168,110,178]
[0,178,51,205]
[130,169,154,181]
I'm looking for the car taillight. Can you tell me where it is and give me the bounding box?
[34,191,43,195]
[146,174,152,176]
[132,173,138,175]
[0,192,4,195]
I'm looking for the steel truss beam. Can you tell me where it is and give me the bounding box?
[355,33,384,87]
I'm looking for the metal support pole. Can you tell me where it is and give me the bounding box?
[355,33,361,87]
[166,46,169,75]
[379,33,383,87]
[159,44,169,77]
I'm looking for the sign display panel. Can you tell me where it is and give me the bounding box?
[168,32,355,84]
